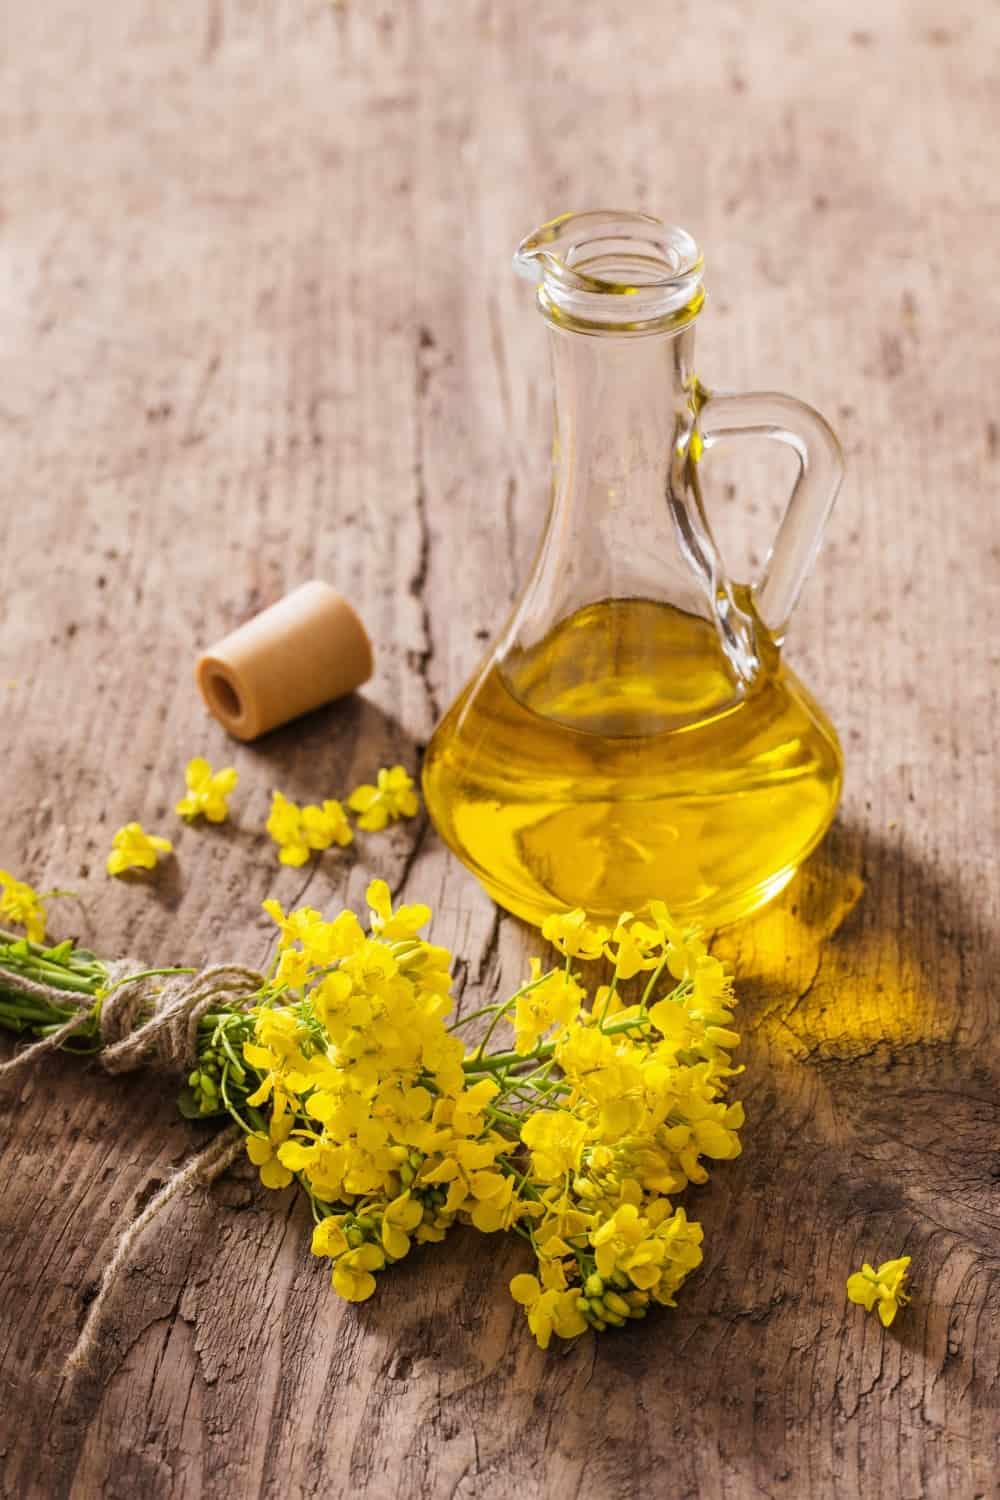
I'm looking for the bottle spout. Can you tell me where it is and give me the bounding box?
[513,213,579,283]
[514,211,704,331]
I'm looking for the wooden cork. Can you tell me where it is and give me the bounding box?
[195,581,374,741]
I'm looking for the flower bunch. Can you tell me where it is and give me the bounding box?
[229,888,743,1346]
[0,883,744,1351]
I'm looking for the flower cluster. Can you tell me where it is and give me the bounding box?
[237,881,535,1301]
[266,792,353,867]
[229,890,744,1348]
[176,757,239,823]
[505,907,742,1344]
[347,766,420,832]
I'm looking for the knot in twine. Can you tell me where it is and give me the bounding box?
[0,961,266,1082]
[97,960,266,1075]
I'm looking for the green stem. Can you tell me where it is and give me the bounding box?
[0,965,96,995]
[485,1103,523,1131]
[448,971,555,1037]
[219,1068,255,1135]
[465,1042,555,1074]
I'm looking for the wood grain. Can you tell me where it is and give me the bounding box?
[1,1,998,1496]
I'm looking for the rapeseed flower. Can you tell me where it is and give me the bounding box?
[0,870,47,943]
[175,757,238,823]
[106,822,173,876]
[847,1256,911,1327]
[509,1273,588,1349]
[347,765,419,831]
[246,1114,294,1190]
[540,908,609,961]
[266,790,353,866]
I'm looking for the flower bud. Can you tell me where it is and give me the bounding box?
[584,1273,604,1298]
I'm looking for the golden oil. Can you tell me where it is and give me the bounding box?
[422,599,843,929]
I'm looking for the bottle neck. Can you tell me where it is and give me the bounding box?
[497,313,763,720]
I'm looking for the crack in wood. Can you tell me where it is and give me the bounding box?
[409,327,442,725]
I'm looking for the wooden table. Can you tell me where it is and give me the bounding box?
[2,2,997,1496]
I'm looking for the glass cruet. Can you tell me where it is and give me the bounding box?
[422,210,845,930]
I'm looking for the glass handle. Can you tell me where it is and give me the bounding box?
[699,389,844,641]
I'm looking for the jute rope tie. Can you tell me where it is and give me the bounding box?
[0,961,266,1080]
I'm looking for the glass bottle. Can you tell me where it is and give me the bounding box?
[422,211,844,930]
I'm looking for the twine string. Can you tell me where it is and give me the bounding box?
[0,960,266,1080]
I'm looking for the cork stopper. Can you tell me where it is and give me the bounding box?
[196,581,374,741]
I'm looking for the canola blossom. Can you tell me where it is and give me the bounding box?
[347,766,419,832]
[266,790,353,866]
[0,871,48,944]
[106,822,173,876]
[847,1256,911,1327]
[176,757,239,823]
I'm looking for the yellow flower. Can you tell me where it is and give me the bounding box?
[266,791,353,866]
[175,756,238,823]
[510,960,584,1055]
[509,1273,588,1349]
[262,898,324,949]
[332,1244,385,1301]
[847,1256,911,1327]
[106,822,173,876]
[366,878,430,939]
[0,870,47,943]
[274,947,313,989]
[603,912,663,980]
[540,909,609,962]
[380,1191,425,1258]
[246,1114,294,1189]
[645,900,707,980]
[311,1216,349,1259]
[591,1204,664,1289]
[348,766,419,832]
[521,1109,588,1181]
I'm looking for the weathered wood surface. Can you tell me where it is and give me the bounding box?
[2,1,998,1496]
